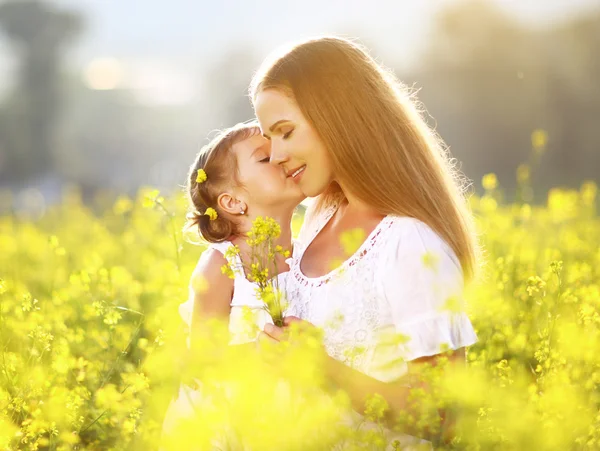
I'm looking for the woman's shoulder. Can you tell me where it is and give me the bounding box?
[383,215,459,268]
[386,215,449,244]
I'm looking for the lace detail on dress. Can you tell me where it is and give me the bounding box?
[291,215,394,288]
[286,211,478,382]
[286,206,397,377]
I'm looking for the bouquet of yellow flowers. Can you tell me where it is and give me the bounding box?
[221,217,291,327]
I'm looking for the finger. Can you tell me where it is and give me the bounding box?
[283,316,302,327]
[263,323,285,341]
[284,317,316,331]
[256,331,278,345]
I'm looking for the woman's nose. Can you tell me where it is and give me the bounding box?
[269,144,289,166]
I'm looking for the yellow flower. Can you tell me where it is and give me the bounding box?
[196,169,207,184]
[21,294,39,312]
[221,264,235,279]
[482,173,498,191]
[103,309,122,325]
[191,274,209,293]
[517,164,530,185]
[142,189,163,209]
[364,393,389,422]
[520,203,532,220]
[531,129,548,153]
[224,244,240,260]
[580,181,597,206]
[422,251,440,271]
[205,207,218,221]
[113,195,133,215]
[340,228,366,256]
[246,216,281,246]
[526,275,546,296]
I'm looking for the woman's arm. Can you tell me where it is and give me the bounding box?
[263,320,465,441]
[325,346,465,437]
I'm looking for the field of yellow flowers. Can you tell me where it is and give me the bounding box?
[0,177,598,450]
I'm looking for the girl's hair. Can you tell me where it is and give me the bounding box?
[251,36,480,280]
[185,122,260,243]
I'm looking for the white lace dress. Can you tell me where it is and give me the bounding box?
[285,202,478,447]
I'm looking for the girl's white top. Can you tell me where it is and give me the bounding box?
[179,241,290,346]
[286,202,478,383]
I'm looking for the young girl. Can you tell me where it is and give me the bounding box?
[180,121,305,346]
[161,122,305,447]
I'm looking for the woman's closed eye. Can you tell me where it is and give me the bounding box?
[282,129,294,140]
[259,157,270,163]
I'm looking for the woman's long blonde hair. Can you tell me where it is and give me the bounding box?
[251,36,480,281]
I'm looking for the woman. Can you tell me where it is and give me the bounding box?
[251,36,480,447]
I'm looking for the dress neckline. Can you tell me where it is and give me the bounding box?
[294,203,394,286]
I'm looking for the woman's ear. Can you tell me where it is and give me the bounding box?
[217,192,247,216]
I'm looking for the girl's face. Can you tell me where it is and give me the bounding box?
[233,133,305,212]
[254,89,334,198]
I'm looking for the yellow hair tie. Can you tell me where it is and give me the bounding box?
[205,207,218,221]
[196,169,207,184]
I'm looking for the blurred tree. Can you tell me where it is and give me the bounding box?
[542,11,600,191]
[201,47,259,129]
[0,0,81,183]
[415,0,599,198]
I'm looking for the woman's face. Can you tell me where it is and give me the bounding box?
[254,89,334,198]
[233,133,305,211]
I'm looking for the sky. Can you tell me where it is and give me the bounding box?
[0,0,598,102]
[47,0,599,63]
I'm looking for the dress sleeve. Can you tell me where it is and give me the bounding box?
[380,218,478,361]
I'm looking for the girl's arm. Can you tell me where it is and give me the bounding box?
[189,248,233,349]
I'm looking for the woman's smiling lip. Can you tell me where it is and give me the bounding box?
[286,165,306,178]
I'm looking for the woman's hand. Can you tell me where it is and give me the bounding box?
[282,316,310,328]
[259,316,318,343]
[257,323,284,346]
[258,316,317,342]
[255,322,288,367]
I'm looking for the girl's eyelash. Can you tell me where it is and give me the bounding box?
[259,157,270,163]
[283,130,293,139]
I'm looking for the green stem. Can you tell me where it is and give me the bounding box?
[80,408,109,434]
[99,316,144,389]
[155,200,181,273]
